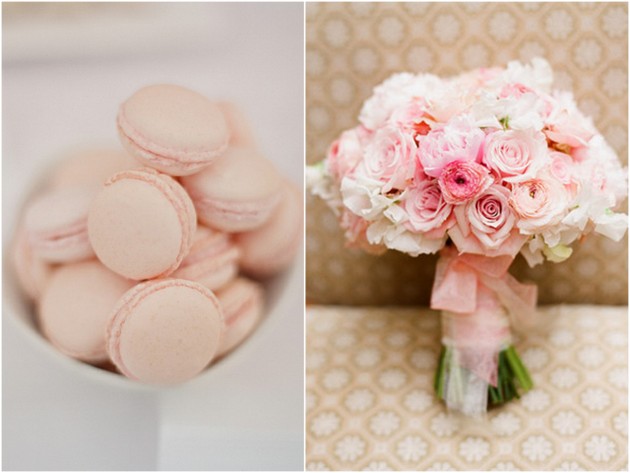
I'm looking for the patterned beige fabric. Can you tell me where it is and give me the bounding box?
[305,2,628,306]
[306,305,628,471]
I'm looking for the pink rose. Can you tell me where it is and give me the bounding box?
[437,160,493,205]
[510,178,568,234]
[402,180,453,238]
[449,185,526,256]
[482,129,547,182]
[362,126,417,192]
[417,115,485,178]
[326,126,370,182]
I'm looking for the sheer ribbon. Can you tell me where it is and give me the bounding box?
[430,247,538,388]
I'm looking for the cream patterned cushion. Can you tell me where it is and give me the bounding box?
[306,2,628,306]
[306,305,628,471]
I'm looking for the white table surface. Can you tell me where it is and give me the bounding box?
[2,3,304,470]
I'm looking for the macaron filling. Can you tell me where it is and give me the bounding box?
[193,192,282,231]
[223,291,258,327]
[29,221,89,251]
[117,120,228,171]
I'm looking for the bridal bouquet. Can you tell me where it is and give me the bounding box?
[307,58,627,416]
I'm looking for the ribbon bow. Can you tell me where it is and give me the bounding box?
[431,246,538,329]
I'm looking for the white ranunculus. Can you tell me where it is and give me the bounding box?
[341,175,394,221]
[359,73,441,131]
[581,135,628,207]
[471,91,547,131]
[520,235,545,267]
[594,211,628,241]
[366,217,446,256]
[306,163,343,215]
[498,57,554,93]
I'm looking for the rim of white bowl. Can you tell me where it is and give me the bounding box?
[4,242,296,391]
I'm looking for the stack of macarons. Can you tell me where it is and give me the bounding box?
[11,84,302,385]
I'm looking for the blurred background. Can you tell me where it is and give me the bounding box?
[305,2,628,306]
[3,3,304,470]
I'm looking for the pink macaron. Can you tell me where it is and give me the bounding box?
[181,146,283,232]
[235,181,303,277]
[24,187,96,263]
[39,260,135,363]
[106,279,224,384]
[50,147,138,189]
[88,168,196,280]
[217,101,257,148]
[11,222,53,301]
[215,277,264,358]
[117,84,229,176]
[172,225,240,291]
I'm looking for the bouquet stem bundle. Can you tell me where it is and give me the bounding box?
[434,344,533,413]
[429,247,537,415]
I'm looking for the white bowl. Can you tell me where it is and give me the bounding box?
[4,158,299,391]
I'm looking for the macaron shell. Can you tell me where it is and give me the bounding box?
[215,278,263,357]
[118,84,229,176]
[182,146,281,203]
[50,148,138,189]
[217,101,257,148]
[24,187,96,263]
[107,279,224,384]
[181,146,282,231]
[236,181,303,277]
[11,223,53,301]
[39,260,134,363]
[172,226,240,290]
[88,169,196,280]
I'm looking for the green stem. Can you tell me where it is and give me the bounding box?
[434,344,533,409]
[434,346,447,398]
[505,345,533,391]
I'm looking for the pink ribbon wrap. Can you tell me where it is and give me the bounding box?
[430,246,538,387]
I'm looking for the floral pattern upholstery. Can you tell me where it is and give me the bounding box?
[306,305,627,470]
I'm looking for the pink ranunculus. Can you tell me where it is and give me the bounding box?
[326,126,370,182]
[510,177,569,234]
[449,185,527,256]
[437,160,494,205]
[402,180,453,238]
[362,125,417,192]
[482,129,548,182]
[417,115,485,178]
